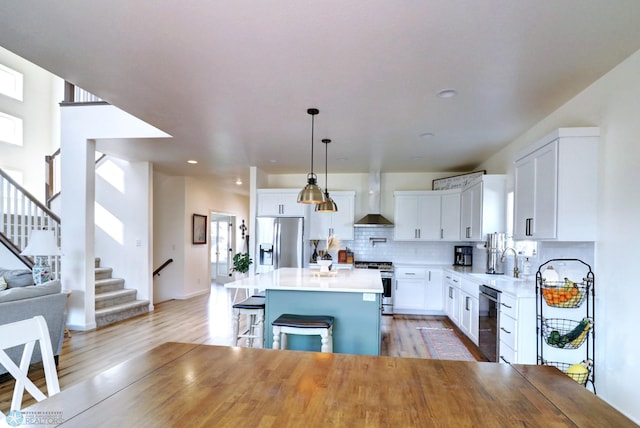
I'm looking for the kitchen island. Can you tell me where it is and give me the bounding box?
[225,267,383,355]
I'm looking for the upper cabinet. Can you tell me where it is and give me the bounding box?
[513,128,598,241]
[440,191,462,241]
[308,191,355,240]
[460,175,506,241]
[393,190,460,241]
[257,189,307,217]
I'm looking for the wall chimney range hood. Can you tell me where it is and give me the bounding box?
[354,171,394,227]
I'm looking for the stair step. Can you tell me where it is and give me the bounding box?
[95,267,112,280]
[95,300,150,328]
[95,289,137,309]
[95,277,124,294]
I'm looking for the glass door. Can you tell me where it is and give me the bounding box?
[210,213,235,284]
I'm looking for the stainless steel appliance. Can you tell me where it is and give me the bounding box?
[354,261,394,315]
[454,245,473,266]
[478,284,501,362]
[255,217,304,274]
[485,232,506,274]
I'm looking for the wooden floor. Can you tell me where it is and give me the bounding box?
[1,283,485,414]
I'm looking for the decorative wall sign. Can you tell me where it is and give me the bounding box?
[432,170,486,190]
[192,214,207,244]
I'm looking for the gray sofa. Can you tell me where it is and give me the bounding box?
[0,268,67,376]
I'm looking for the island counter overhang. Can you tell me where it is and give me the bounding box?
[226,268,383,355]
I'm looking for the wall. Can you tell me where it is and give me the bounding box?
[153,172,249,302]
[95,158,153,304]
[477,49,640,423]
[60,104,169,330]
[0,46,62,200]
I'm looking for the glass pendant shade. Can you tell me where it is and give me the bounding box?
[315,138,338,212]
[298,108,326,204]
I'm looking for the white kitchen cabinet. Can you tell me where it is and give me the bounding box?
[443,273,461,325]
[308,191,355,240]
[394,190,460,241]
[394,266,443,315]
[498,293,536,365]
[257,189,307,217]
[460,175,506,241]
[424,268,443,312]
[459,278,480,345]
[513,127,598,241]
[440,191,461,240]
[394,267,427,312]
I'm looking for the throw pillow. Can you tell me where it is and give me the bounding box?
[0,276,7,291]
[0,269,34,288]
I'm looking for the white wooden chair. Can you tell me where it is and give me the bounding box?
[0,316,60,421]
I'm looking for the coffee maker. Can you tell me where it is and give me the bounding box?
[485,232,506,274]
[454,246,473,266]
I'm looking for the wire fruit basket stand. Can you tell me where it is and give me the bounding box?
[536,258,595,393]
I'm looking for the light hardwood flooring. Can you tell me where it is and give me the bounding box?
[1,283,485,413]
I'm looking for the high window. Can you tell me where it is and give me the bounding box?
[0,63,23,101]
[0,111,23,146]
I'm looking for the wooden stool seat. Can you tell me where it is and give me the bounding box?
[232,296,266,310]
[272,314,334,353]
[232,296,265,348]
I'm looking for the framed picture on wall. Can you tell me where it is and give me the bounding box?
[192,214,207,244]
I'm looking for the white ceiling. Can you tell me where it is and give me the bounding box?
[2,1,640,193]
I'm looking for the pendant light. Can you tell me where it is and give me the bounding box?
[297,108,327,204]
[315,138,338,212]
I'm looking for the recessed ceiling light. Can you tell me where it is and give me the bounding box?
[269,159,277,163]
[187,160,198,164]
[419,132,435,139]
[437,88,458,98]
[411,155,423,160]
[235,178,243,185]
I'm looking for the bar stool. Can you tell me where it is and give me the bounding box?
[272,314,334,353]
[232,296,265,348]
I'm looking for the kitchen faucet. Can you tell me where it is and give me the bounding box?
[500,247,520,278]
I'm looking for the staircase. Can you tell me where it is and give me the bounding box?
[94,258,149,328]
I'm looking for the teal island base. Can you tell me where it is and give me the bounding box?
[264,289,382,355]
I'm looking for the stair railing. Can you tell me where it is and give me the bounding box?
[0,168,61,278]
[153,258,174,277]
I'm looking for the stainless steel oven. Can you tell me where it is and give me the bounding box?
[355,261,394,315]
[478,284,501,362]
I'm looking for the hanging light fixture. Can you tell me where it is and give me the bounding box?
[316,138,338,212]
[297,108,326,204]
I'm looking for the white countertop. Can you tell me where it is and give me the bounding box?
[224,267,383,293]
[442,266,536,298]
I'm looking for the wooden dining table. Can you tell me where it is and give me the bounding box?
[25,342,636,427]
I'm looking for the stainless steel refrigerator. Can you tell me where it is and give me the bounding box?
[255,217,304,274]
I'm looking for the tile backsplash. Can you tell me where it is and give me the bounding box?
[314,227,460,265]
[311,227,595,274]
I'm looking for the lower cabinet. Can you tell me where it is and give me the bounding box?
[394,266,443,315]
[441,270,536,361]
[459,279,480,346]
[498,293,537,364]
[443,273,461,325]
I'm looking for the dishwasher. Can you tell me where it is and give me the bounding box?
[478,284,501,362]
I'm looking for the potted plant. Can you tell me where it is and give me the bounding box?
[232,252,253,278]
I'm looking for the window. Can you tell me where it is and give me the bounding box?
[0,63,23,101]
[0,111,23,146]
